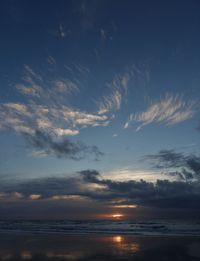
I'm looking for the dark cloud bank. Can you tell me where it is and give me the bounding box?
[1,167,200,210]
[1,149,200,219]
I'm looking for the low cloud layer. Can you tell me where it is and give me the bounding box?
[1,169,200,209]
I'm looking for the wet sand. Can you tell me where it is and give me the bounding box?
[0,233,200,260]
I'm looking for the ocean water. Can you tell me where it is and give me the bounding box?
[1,221,200,260]
[0,219,200,236]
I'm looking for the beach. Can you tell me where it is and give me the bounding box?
[0,233,200,261]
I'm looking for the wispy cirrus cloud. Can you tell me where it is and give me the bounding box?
[16,65,79,99]
[97,65,150,116]
[0,63,151,158]
[16,65,44,97]
[0,65,107,159]
[124,94,197,130]
[50,23,71,39]
[97,71,132,115]
[47,56,56,66]
[100,28,107,42]
[58,24,67,38]
[23,65,43,82]
[64,63,90,79]
[16,83,42,97]
[4,65,108,133]
[13,64,151,137]
[52,79,79,94]
[97,90,122,115]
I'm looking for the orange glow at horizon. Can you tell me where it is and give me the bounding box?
[96,212,125,220]
[112,213,124,218]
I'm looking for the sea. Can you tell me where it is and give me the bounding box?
[0,219,200,236]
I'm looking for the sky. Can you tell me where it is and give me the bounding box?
[0,0,200,219]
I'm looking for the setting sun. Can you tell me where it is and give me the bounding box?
[112,214,124,219]
[96,213,125,220]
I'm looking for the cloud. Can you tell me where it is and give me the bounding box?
[47,56,56,65]
[59,24,67,38]
[79,169,102,183]
[52,79,79,94]
[24,65,43,82]
[0,192,24,200]
[24,129,103,160]
[10,65,109,133]
[67,170,200,209]
[97,65,150,116]
[145,150,185,168]
[100,28,107,42]
[16,84,42,97]
[0,103,106,159]
[98,90,122,115]
[17,65,78,98]
[1,169,200,209]
[0,65,112,159]
[2,103,31,117]
[0,102,85,137]
[31,150,49,158]
[0,63,153,160]
[2,64,152,145]
[53,128,80,136]
[15,65,44,98]
[97,70,132,115]
[64,63,90,79]
[79,0,106,32]
[29,194,41,200]
[145,150,200,181]
[124,94,197,130]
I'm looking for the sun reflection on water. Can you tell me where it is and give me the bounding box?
[21,251,32,260]
[113,235,123,243]
[112,235,140,254]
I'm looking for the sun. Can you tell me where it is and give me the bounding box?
[97,213,124,220]
[112,213,123,219]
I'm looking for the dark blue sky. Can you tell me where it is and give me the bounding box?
[0,0,200,218]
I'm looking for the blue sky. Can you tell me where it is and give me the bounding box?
[0,0,200,219]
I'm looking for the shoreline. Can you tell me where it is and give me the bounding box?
[1,230,200,237]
